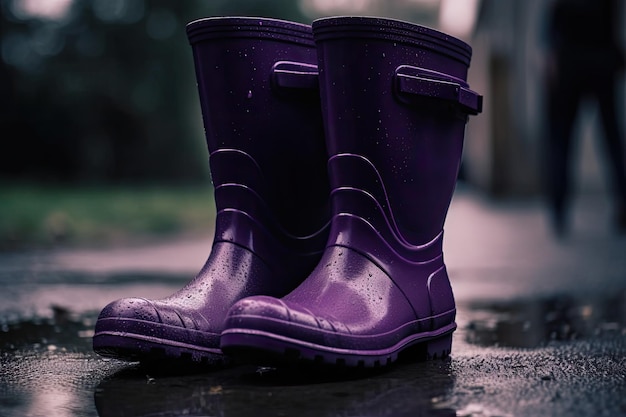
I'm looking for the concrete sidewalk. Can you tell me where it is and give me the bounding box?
[445,186,626,302]
[1,186,625,417]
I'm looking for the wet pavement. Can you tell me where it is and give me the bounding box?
[1,187,625,417]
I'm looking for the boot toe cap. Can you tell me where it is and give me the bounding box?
[96,297,201,330]
[98,297,160,322]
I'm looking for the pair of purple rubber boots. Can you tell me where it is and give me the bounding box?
[93,16,482,369]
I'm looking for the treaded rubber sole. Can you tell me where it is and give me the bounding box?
[93,332,229,368]
[220,325,455,369]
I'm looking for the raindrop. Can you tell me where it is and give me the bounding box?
[247,90,253,99]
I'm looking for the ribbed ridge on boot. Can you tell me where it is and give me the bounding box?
[209,148,330,280]
[187,16,315,46]
[327,153,444,261]
[209,148,329,257]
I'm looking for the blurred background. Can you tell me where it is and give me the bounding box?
[1,0,625,250]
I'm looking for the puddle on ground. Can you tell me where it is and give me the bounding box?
[0,306,95,354]
[464,290,626,348]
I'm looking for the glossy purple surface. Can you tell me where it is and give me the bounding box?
[93,17,330,364]
[221,16,482,367]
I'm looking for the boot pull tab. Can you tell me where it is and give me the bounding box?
[271,61,319,90]
[394,65,482,115]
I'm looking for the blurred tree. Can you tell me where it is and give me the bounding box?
[0,0,308,185]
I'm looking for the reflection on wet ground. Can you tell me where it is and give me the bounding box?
[464,290,626,348]
[94,361,457,417]
[0,305,94,353]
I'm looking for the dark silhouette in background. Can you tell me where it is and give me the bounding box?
[544,0,626,237]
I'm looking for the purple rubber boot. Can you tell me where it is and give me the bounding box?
[92,17,330,366]
[220,16,482,368]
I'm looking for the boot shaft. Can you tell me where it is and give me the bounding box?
[312,16,482,247]
[187,17,330,255]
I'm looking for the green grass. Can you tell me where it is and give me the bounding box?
[0,184,216,250]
